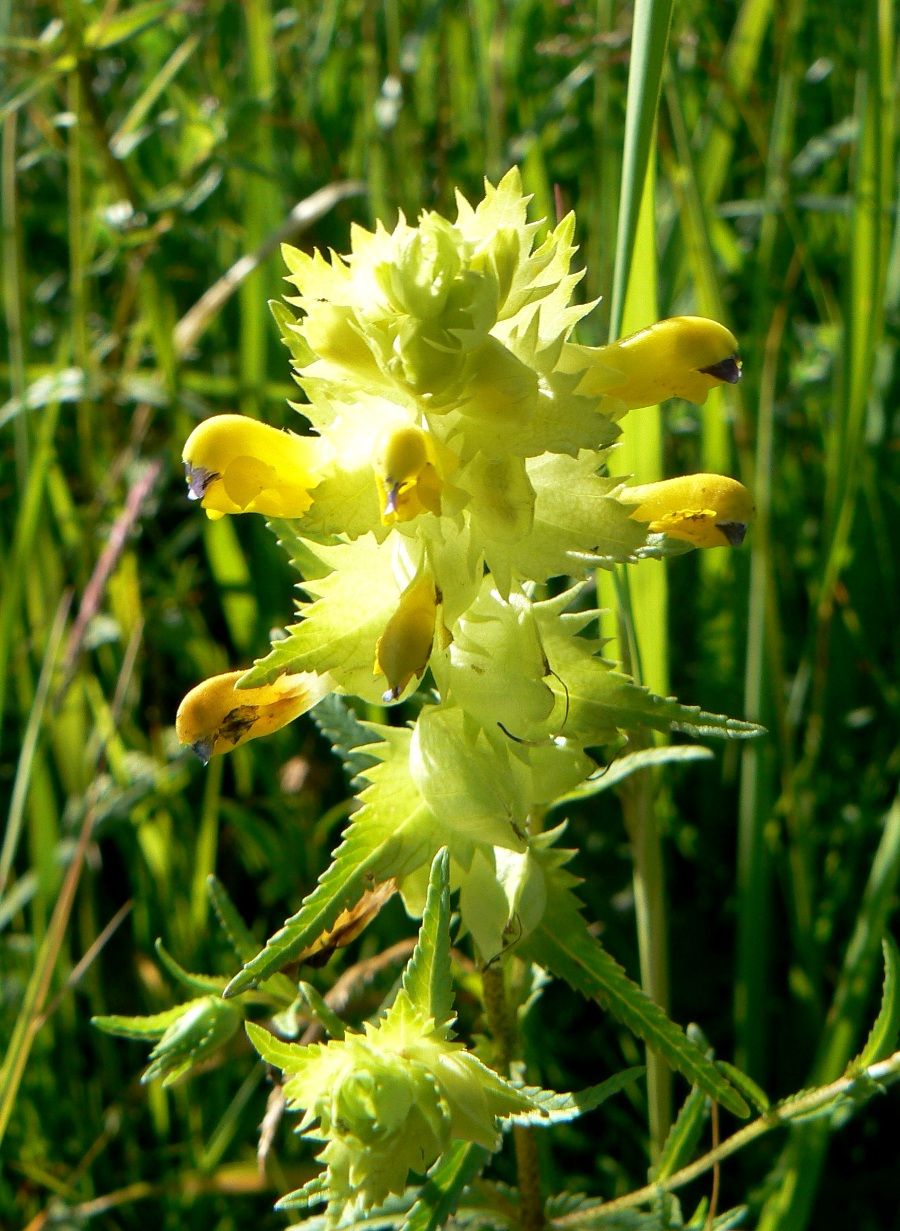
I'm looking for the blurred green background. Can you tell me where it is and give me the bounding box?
[1,1,897,1228]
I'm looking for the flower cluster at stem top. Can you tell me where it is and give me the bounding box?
[175,169,753,960]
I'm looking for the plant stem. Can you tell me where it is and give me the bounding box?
[552,1050,900,1226]
[618,751,671,1160]
[482,963,545,1231]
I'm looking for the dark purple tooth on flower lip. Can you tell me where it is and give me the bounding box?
[699,355,742,384]
[383,482,401,516]
[184,462,219,501]
[190,738,214,765]
[717,521,748,546]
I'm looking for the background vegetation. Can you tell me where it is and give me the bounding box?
[1,1,897,1228]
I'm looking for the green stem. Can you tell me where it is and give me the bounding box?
[481,963,544,1231]
[552,1049,900,1226]
[618,754,671,1159]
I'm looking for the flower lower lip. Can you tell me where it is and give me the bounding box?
[699,355,742,383]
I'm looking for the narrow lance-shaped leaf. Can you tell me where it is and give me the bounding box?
[207,875,298,1004]
[850,934,900,1072]
[653,1083,709,1182]
[505,1066,645,1126]
[296,981,345,1040]
[153,938,228,995]
[537,606,764,744]
[225,729,441,996]
[404,1141,491,1231]
[522,879,749,1118]
[401,849,454,1030]
[92,1003,199,1042]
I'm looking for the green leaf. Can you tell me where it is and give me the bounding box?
[308,692,381,782]
[273,1173,329,1212]
[297,981,346,1039]
[270,300,315,367]
[405,1141,490,1231]
[207,875,297,1003]
[279,1190,418,1228]
[715,1060,770,1115]
[245,1020,305,1071]
[653,1084,708,1181]
[224,729,440,996]
[511,452,647,581]
[686,1204,749,1230]
[536,605,764,744]
[608,0,675,338]
[522,882,749,1118]
[207,874,260,962]
[850,934,900,1071]
[92,1003,198,1041]
[401,849,453,1029]
[154,939,228,995]
[505,1066,645,1126]
[554,745,714,806]
[241,533,403,703]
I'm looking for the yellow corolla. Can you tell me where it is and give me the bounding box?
[183,415,324,519]
[374,425,443,524]
[176,670,332,762]
[619,473,755,549]
[570,316,742,410]
[374,575,440,701]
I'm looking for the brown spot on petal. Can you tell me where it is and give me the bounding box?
[218,705,258,746]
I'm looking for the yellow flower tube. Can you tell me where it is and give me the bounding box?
[182,414,325,519]
[175,669,332,762]
[569,316,742,410]
[619,473,755,549]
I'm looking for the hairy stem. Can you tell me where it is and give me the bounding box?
[482,963,545,1231]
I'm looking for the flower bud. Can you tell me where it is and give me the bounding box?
[374,576,439,702]
[619,473,755,548]
[182,415,323,519]
[378,214,463,321]
[175,669,331,762]
[571,316,741,409]
[248,988,534,1218]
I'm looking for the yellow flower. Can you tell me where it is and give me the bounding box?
[374,576,440,701]
[182,415,324,519]
[374,426,443,524]
[619,473,755,549]
[175,669,331,762]
[570,316,741,410]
